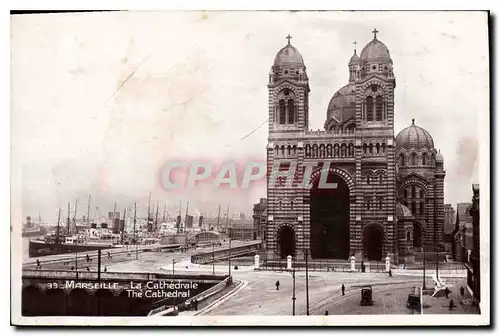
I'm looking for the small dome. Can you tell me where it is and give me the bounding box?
[436,151,444,162]
[396,119,435,150]
[349,51,360,65]
[360,38,391,63]
[274,44,305,67]
[327,83,356,120]
[396,203,413,218]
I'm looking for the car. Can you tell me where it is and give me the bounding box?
[407,287,421,309]
[360,286,373,306]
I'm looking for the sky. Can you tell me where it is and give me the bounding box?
[11,11,489,222]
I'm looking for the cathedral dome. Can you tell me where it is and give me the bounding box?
[349,51,360,65]
[360,37,392,62]
[326,83,356,121]
[436,150,444,162]
[395,119,435,150]
[396,203,413,218]
[274,44,305,67]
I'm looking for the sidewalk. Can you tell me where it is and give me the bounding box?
[422,279,480,314]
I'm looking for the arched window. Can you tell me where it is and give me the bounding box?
[404,189,408,199]
[366,96,374,121]
[400,154,405,166]
[327,144,332,157]
[363,143,367,155]
[348,143,354,157]
[366,200,370,210]
[376,143,380,154]
[369,143,373,155]
[420,190,424,198]
[319,145,325,158]
[341,144,347,157]
[312,145,318,157]
[275,145,279,156]
[411,186,416,198]
[281,146,285,156]
[379,175,383,184]
[411,153,417,165]
[367,175,370,185]
[305,144,311,157]
[382,143,386,153]
[422,153,427,165]
[334,144,340,157]
[287,99,295,124]
[406,231,412,242]
[379,199,383,209]
[279,100,286,124]
[278,200,282,210]
[287,145,291,156]
[290,200,294,210]
[375,96,384,121]
[420,202,425,215]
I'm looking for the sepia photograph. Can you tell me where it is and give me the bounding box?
[10,10,490,326]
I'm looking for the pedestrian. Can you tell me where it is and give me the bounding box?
[444,287,450,299]
[460,286,465,296]
[36,259,40,269]
[341,284,345,296]
[325,310,329,315]
[71,266,74,270]
[86,254,90,262]
[107,251,112,260]
[275,280,280,290]
[86,266,90,271]
[104,267,107,272]
[388,269,392,277]
[194,299,198,311]
[448,299,455,311]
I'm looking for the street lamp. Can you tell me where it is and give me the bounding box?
[172,258,177,312]
[292,255,296,315]
[228,219,232,277]
[212,242,215,275]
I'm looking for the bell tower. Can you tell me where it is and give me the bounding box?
[268,35,310,134]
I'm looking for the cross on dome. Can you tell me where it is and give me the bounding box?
[353,41,357,53]
[286,34,292,45]
[372,28,379,39]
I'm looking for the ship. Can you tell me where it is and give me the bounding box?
[22,214,46,238]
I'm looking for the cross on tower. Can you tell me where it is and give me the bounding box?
[286,34,292,45]
[353,41,357,53]
[372,28,379,39]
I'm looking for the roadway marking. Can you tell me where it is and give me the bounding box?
[195,280,248,316]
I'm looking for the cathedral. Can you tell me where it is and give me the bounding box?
[264,30,445,264]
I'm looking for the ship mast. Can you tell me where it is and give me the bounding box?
[66,202,71,234]
[216,204,221,232]
[184,201,189,233]
[121,207,126,244]
[38,212,41,226]
[133,202,137,244]
[55,208,61,245]
[87,194,91,226]
[177,200,182,234]
[163,203,167,223]
[73,198,78,233]
[154,200,159,232]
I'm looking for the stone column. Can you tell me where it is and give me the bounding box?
[254,254,260,269]
[287,255,292,270]
[385,256,391,272]
[350,255,356,271]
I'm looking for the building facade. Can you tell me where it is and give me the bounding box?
[265,30,445,262]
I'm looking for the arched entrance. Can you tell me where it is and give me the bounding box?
[363,224,384,260]
[310,171,350,259]
[413,222,423,248]
[277,226,295,259]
